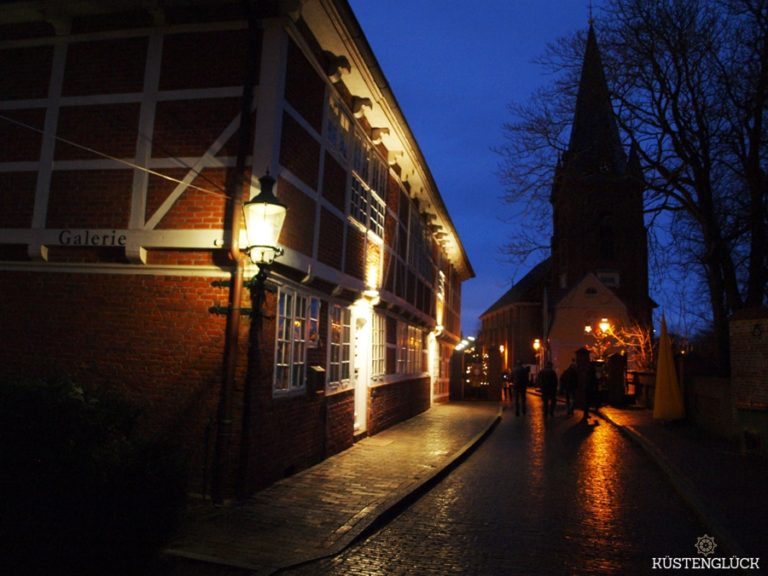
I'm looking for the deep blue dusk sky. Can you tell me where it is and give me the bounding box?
[348,1,592,334]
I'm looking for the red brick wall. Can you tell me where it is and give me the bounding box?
[0,109,45,162]
[160,29,256,90]
[284,38,325,133]
[325,390,355,455]
[0,45,53,98]
[150,169,228,229]
[55,104,140,161]
[62,37,147,95]
[345,226,365,281]
[47,170,132,228]
[278,177,315,256]
[0,271,228,484]
[318,208,343,269]
[280,112,320,189]
[0,172,35,227]
[152,98,243,158]
[321,152,346,211]
[368,377,431,436]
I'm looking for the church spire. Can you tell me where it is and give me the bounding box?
[565,24,626,176]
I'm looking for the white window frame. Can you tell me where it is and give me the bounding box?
[326,95,351,159]
[328,304,351,390]
[396,321,408,374]
[274,289,319,395]
[350,129,386,238]
[395,321,425,375]
[371,311,385,379]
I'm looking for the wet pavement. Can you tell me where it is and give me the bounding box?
[163,402,501,575]
[160,393,768,575]
[282,396,709,575]
[599,403,768,562]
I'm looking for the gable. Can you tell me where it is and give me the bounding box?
[555,272,626,313]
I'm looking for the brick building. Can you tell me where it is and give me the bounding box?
[0,0,473,498]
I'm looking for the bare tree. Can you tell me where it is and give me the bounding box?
[497,0,768,373]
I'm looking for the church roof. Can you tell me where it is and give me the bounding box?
[480,258,550,317]
[564,24,626,176]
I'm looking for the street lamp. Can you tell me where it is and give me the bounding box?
[585,317,613,360]
[243,172,287,268]
[237,171,287,500]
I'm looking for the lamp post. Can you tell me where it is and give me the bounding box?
[532,338,542,369]
[236,172,287,500]
[584,317,613,360]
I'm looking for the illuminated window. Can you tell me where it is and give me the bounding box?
[275,290,319,394]
[371,312,385,378]
[329,304,351,389]
[396,322,424,374]
[326,96,350,159]
[396,322,407,374]
[349,129,386,238]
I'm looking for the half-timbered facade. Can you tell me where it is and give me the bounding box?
[0,0,473,496]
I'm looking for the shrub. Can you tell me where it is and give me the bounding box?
[0,377,187,575]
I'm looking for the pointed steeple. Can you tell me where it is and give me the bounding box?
[565,24,626,176]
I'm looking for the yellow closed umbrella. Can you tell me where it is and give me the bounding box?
[653,315,685,420]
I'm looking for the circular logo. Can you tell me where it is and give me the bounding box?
[695,534,717,557]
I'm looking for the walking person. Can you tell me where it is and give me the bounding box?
[539,361,558,418]
[512,361,529,416]
[575,348,598,422]
[560,361,578,416]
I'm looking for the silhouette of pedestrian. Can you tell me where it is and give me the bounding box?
[539,361,558,418]
[560,360,578,416]
[575,348,598,422]
[512,361,529,416]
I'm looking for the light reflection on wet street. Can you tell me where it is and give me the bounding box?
[283,395,706,575]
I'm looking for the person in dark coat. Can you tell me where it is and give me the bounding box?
[560,361,578,416]
[512,361,529,416]
[539,361,558,417]
[575,349,598,422]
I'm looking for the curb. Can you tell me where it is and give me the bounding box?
[271,404,503,575]
[163,404,503,576]
[596,409,746,558]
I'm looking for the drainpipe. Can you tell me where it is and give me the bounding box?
[211,0,260,504]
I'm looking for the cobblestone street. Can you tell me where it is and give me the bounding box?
[282,395,707,575]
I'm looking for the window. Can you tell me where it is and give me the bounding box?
[326,96,350,159]
[325,95,387,238]
[350,129,386,238]
[371,312,385,378]
[396,322,407,374]
[597,271,620,288]
[396,321,424,374]
[329,304,351,389]
[407,204,434,279]
[275,290,320,394]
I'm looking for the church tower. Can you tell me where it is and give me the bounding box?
[550,24,651,327]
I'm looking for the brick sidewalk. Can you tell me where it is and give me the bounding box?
[163,401,501,576]
[598,404,768,560]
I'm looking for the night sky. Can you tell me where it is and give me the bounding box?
[348,1,598,335]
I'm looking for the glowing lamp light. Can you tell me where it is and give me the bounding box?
[533,338,541,351]
[599,318,610,333]
[243,172,287,265]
